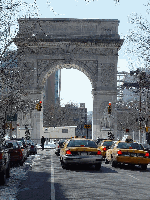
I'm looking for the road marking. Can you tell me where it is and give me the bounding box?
[128,174,140,181]
[51,153,55,200]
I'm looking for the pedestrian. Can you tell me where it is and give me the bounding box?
[41,135,45,150]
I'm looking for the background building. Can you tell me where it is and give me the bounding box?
[44,69,61,106]
[43,69,61,127]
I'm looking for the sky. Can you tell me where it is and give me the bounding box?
[22,0,150,111]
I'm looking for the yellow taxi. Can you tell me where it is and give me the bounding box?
[98,140,114,159]
[60,137,103,170]
[106,140,150,170]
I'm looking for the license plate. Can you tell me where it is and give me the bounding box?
[123,153,129,156]
[130,153,136,157]
[81,152,87,156]
[137,154,143,157]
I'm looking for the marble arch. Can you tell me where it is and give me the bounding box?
[14,18,124,140]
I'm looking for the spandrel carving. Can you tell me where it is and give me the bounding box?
[101,63,115,87]
[21,62,34,89]
[72,47,114,56]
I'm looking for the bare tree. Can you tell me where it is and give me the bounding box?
[0,0,39,61]
[0,0,40,141]
[125,1,150,71]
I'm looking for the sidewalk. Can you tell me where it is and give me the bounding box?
[16,150,52,200]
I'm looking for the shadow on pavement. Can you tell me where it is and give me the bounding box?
[16,170,69,200]
[55,183,69,200]
[116,163,150,172]
[17,170,51,200]
[63,164,118,174]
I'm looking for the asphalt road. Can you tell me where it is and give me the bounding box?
[16,149,150,200]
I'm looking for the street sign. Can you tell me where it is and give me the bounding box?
[7,114,17,121]
[84,125,91,129]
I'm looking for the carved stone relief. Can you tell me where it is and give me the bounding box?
[21,47,65,55]
[21,62,34,89]
[72,48,115,56]
[22,46,117,57]
[99,101,109,113]
[100,63,115,87]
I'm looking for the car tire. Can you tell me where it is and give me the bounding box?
[19,160,24,166]
[112,161,118,168]
[6,163,10,178]
[61,161,65,169]
[61,159,69,170]
[128,164,135,169]
[95,164,101,170]
[141,164,147,170]
[0,170,6,185]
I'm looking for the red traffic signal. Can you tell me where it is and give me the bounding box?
[108,102,111,114]
[38,102,42,111]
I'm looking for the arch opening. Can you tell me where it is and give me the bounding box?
[39,60,97,91]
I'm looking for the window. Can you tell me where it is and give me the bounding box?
[130,143,144,150]
[67,140,97,148]
[117,142,129,149]
[103,141,113,147]
[62,129,68,133]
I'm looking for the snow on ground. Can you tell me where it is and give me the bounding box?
[0,154,35,200]
[36,142,56,149]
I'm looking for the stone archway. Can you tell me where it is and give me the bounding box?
[14,18,124,140]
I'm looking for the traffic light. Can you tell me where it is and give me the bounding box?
[108,102,111,114]
[35,101,42,111]
[38,101,42,111]
[145,127,149,132]
[35,103,39,111]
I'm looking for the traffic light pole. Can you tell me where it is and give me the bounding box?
[87,128,88,139]
[139,82,142,143]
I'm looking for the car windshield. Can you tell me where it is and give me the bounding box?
[103,141,113,147]
[117,142,144,150]
[142,144,150,149]
[17,141,23,146]
[5,140,18,148]
[130,143,144,150]
[67,140,97,148]
[26,140,32,144]
[15,139,26,145]
[96,138,107,145]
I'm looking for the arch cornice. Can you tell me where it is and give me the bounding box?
[15,39,124,50]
